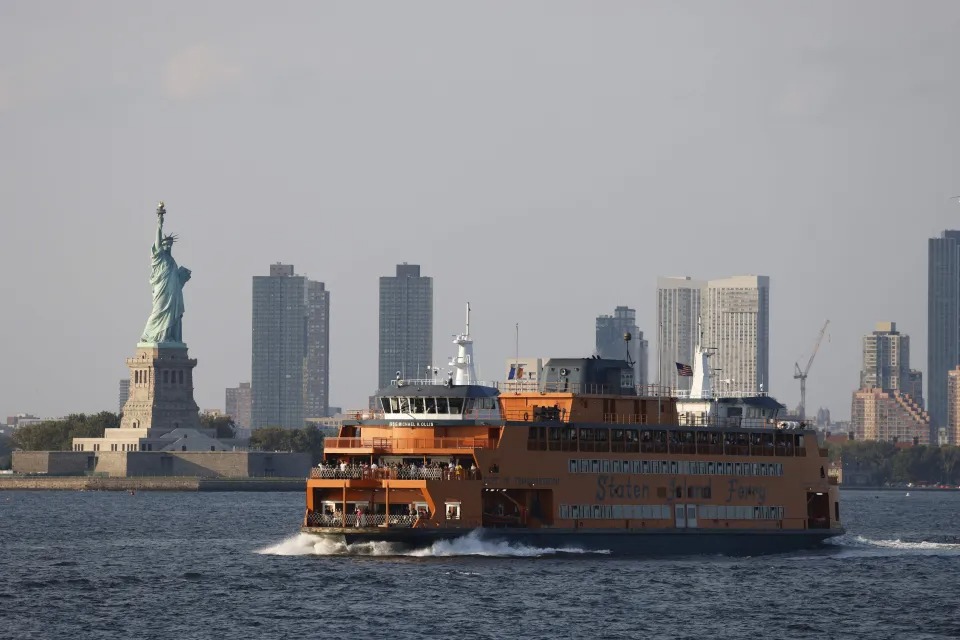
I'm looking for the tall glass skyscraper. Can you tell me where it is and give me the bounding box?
[251,263,330,428]
[378,263,433,391]
[928,230,960,439]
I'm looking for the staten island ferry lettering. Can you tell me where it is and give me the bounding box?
[596,475,650,501]
[301,305,843,556]
[725,479,768,504]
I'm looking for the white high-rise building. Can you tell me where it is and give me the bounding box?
[656,277,704,392]
[657,275,770,396]
[702,275,770,396]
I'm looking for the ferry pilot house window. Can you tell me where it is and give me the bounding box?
[448,398,464,415]
[413,397,425,413]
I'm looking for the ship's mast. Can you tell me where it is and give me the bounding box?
[689,315,713,399]
[449,302,478,385]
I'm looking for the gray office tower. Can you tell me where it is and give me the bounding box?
[251,263,330,428]
[928,231,960,440]
[596,306,648,388]
[378,263,433,391]
[119,379,130,413]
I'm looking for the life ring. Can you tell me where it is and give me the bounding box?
[523,412,529,421]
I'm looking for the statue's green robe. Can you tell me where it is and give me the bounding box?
[141,244,191,344]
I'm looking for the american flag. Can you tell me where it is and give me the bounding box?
[675,362,693,377]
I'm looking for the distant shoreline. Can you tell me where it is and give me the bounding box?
[0,476,305,492]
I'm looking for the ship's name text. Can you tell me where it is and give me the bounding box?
[596,475,650,501]
[725,479,766,504]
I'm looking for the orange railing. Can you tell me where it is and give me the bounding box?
[323,437,495,451]
[310,467,482,481]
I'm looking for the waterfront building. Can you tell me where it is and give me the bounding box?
[596,306,649,389]
[119,379,130,413]
[6,413,42,429]
[947,366,960,445]
[928,230,960,439]
[656,277,703,392]
[851,321,929,443]
[225,382,252,430]
[251,263,330,428]
[860,322,924,405]
[850,388,929,444]
[378,263,433,391]
[701,275,770,396]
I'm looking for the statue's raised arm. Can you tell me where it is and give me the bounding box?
[153,201,166,254]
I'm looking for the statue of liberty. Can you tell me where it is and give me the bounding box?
[141,202,192,344]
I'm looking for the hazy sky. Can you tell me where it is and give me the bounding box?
[4,1,960,422]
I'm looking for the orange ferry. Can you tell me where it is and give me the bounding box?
[302,307,843,555]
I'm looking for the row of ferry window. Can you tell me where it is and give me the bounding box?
[379,396,498,414]
[568,458,785,477]
[531,427,804,447]
[559,504,785,520]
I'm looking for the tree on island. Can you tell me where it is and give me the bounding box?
[249,425,325,464]
[199,414,237,440]
[830,439,960,485]
[12,412,121,451]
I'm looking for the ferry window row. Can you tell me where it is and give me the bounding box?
[528,427,804,456]
[700,505,784,520]
[560,504,671,520]
[568,458,784,477]
[380,396,498,415]
[559,504,784,520]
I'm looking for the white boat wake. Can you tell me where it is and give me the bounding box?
[824,534,960,557]
[256,530,609,557]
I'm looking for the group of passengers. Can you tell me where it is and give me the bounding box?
[314,459,480,480]
[312,502,431,528]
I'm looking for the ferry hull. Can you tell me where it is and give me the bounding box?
[299,526,845,556]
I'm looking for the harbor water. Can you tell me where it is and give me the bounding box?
[2,490,958,639]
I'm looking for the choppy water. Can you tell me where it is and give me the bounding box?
[1,490,959,639]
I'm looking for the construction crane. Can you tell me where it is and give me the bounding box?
[794,319,830,421]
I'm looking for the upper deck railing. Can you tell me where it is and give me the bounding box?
[310,466,482,481]
[391,379,499,388]
[323,437,495,452]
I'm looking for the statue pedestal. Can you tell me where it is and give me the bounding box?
[120,344,201,434]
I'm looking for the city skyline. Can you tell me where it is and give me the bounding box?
[4,3,960,422]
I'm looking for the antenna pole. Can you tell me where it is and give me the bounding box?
[515,322,520,386]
